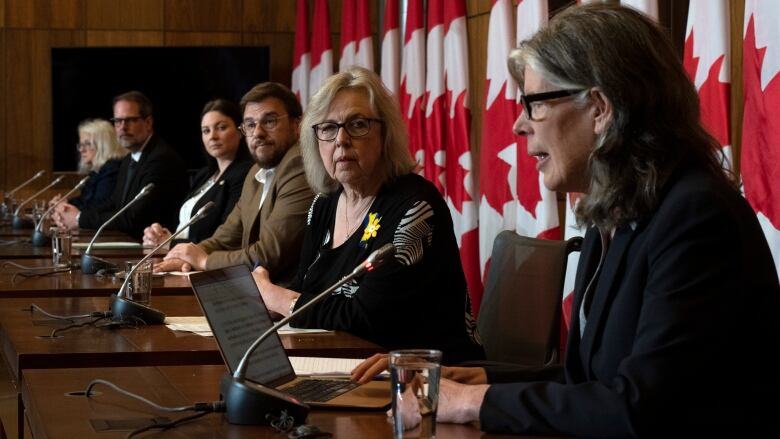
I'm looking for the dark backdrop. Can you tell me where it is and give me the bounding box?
[51,46,270,172]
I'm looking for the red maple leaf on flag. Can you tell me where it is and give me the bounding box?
[742,15,780,230]
[683,32,731,150]
[480,81,516,213]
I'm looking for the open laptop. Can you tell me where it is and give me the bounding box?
[189,265,390,409]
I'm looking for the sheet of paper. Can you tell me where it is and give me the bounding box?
[163,317,332,337]
[164,316,212,336]
[72,242,142,249]
[289,356,365,376]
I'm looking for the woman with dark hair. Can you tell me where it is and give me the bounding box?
[353,4,780,437]
[142,99,252,247]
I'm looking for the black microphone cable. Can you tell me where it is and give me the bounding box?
[27,303,110,321]
[82,379,226,438]
[49,316,109,338]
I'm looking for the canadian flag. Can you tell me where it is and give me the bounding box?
[339,0,356,71]
[515,0,559,240]
[340,0,373,71]
[742,0,780,275]
[425,0,446,192]
[400,0,426,172]
[479,0,518,281]
[684,0,732,167]
[381,0,401,95]
[620,0,658,21]
[291,0,310,109]
[309,0,333,98]
[441,0,483,315]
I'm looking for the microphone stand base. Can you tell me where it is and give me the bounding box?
[31,229,49,247]
[80,254,118,274]
[12,216,33,229]
[108,294,166,325]
[220,374,309,426]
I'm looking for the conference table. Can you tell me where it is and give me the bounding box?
[0,227,150,260]
[0,295,385,438]
[21,365,565,439]
[0,296,385,382]
[0,258,192,297]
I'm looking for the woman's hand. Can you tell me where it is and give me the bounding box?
[351,354,488,385]
[143,223,172,248]
[351,353,389,384]
[252,266,300,317]
[436,379,489,424]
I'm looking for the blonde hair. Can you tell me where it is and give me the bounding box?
[300,66,415,193]
[78,119,127,173]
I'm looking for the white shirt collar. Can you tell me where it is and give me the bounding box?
[255,167,275,184]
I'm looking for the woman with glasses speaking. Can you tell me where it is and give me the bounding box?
[50,118,126,210]
[251,67,484,364]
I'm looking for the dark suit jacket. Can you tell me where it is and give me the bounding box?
[69,158,121,210]
[173,158,252,244]
[480,165,780,438]
[197,144,314,284]
[78,135,189,240]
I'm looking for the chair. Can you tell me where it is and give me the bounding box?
[477,231,583,366]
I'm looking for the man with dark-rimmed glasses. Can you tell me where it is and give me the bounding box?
[156,82,314,285]
[54,91,188,240]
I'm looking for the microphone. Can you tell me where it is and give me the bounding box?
[221,243,396,425]
[81,183,154,274]
[31,176,90,247]
[5,170,45,198]
[108,201,215,325]
[12,176,65,229]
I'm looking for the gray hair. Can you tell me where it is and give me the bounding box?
[509,3,731,230]
[300,66,416,193]
[78,118,127,173]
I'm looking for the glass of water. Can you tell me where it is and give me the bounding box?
[389,349,442,439]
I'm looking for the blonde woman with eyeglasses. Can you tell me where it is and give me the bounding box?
[50,118,127,210]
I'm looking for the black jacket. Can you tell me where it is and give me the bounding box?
[480,166,780,438]
[78,135,189,240]
[69,158,121,210]
[174,158,252,244]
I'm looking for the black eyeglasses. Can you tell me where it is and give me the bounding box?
[239,114,288,136]
[110,116,145,127]
[520,89,585,120]
[312,117,383,141]
[75,142,95,151]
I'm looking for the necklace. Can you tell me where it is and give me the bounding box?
[343,194,375,238]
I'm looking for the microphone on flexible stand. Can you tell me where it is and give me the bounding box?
[80,183,154,274]
[221,243,396,425]
[31,176,90,247]
[108,201,215,325]
[12,175,65,229]
[5,170,45,198]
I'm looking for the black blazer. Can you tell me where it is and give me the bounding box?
[69,158,121,210]
[479,165,780,438]
[78,135,189,240]
[174,158,252,244]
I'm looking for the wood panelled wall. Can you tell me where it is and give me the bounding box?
[0,0,747,198]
